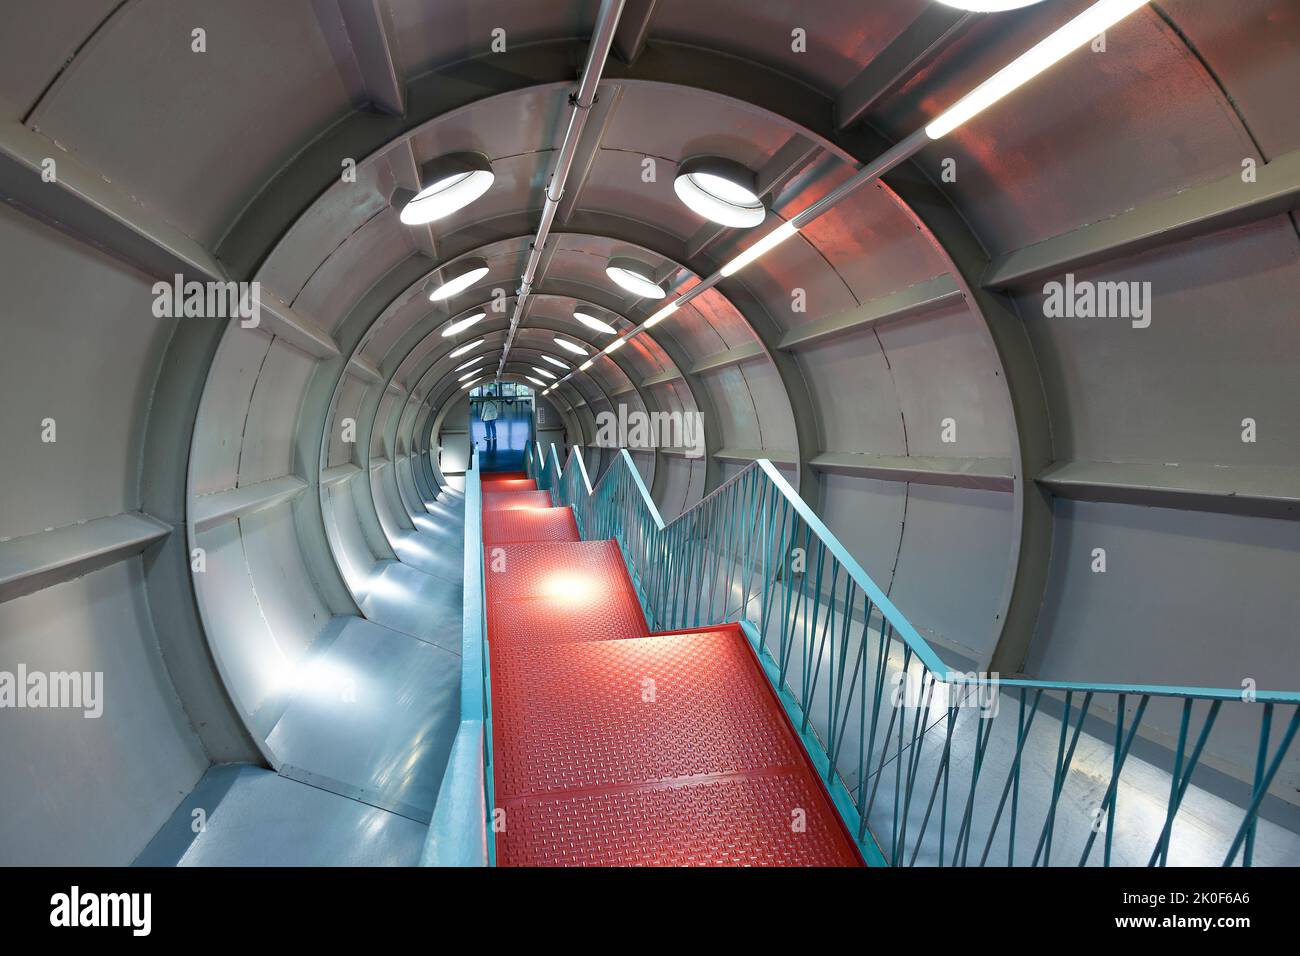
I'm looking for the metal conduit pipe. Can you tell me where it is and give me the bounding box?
[497,0,625,373]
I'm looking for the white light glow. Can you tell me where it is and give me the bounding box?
[719,220,799,277]
[935,0,1047,10]
[455,355,485,371]
[925,0,1150,140]
[429,264,490,301]
[540,354,569,369]
[643,301,679,328]
[532,366,556,380]
[579,359,594,371]
[449,338,484,358]
[554,336,588,356]
[606,263,665,299]
[441,312,486,337]
[458,369,480,382]
[573,311,617,334]
[526,376,545,386]
[400,169,494,225]
[604,338,625,354]
[674,170,765,228]
[461,377,481,389]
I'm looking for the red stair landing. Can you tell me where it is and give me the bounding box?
[480,473,862,867]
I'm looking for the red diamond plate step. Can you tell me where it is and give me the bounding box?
[481,472,862,867]
[483,507,579,546]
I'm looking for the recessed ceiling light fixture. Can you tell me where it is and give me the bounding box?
[397,152,494,225]
[441,311,486,337]
[926,0,1150,140]
[553,337,588,356]
[573,311,617,334]
[428,257,489,302]
[458,369,481,382]
[540,355,569,369]
[526,376,545,387]
[449,338,484,358]
[673,157,765,228]
[532,366,556,380]
[461,377,481,389]
[455,354,485,371]
[606,258,665,299]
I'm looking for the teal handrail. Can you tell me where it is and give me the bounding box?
[526,442,1300,867]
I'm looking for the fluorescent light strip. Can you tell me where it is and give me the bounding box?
[532,366,556,380]
[604,338,625,354]
[926,0,1150,140]
[643,301,679,328]
[540,354,569,369]
[719,220,799,277]
[455,355,485,371]
[579,359,594,371]
[461,377,480,389]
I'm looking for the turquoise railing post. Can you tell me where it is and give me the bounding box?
[514,444,1300,867]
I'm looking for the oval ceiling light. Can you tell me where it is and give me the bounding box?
[455,354,485,371]
[457,369,481,382]
[449,338,484,358]
[553,336,588,356]
[526,376,546,387]
[532,366,556,380]
[441,311,486,337]
[461,377,481,390]
[606,258,665,300]
[934,0,1047,10]
[573,311,617,334]
[673,157,765,228]
[540,354,569,369]
[428,257,489,302]
[398,152,494,225]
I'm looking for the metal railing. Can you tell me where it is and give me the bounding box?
[422,447,492,866]
[527,441,1300,867]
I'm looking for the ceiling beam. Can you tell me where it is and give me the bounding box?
[812,451,1014,493]
[778,274,963,351]
[0,122,222,282]
[834,5,971,130]
[333,0,406,117]
[985,147,1300,290]
[1038,460,1300,521]
[556,84,625,225]
[612,0,659,66]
